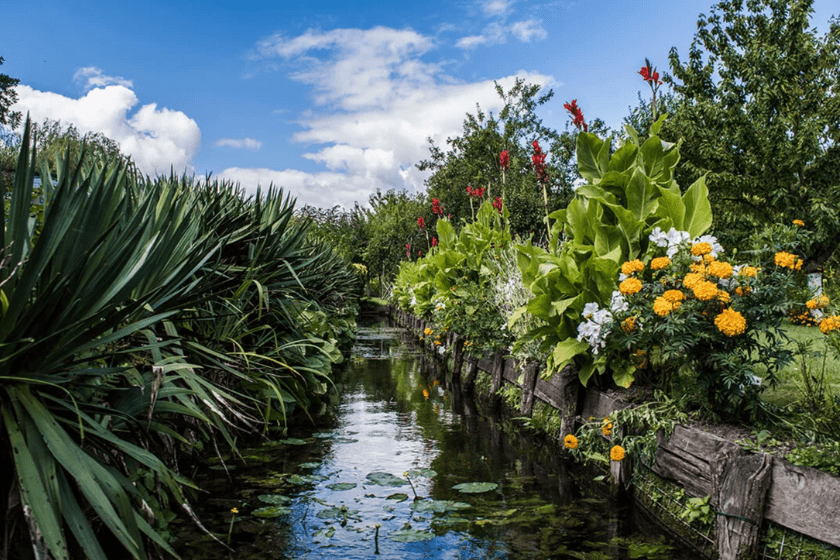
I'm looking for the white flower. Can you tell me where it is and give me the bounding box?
[583,302,600,319]
[666,228,691,247]
[438,346,445,355]
[572,177,587,191]
[410,295,417,306]
[619,273,628,282]
[610,291,628,314]
[592,309,613,326]
[695,234,724,257]
[650,227,669,248]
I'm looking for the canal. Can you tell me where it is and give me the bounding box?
[177,319,692,559]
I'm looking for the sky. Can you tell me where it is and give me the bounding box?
[3,0,837,210]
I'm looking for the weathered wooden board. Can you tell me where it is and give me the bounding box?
[503,361,520,385]
[534,374,565,410]
[764,458,840,548]
[579,390,631,422]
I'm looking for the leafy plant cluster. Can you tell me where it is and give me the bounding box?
[0,119,360,559]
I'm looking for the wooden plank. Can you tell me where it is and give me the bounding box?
[580,390,631,421]
[534,374,564,409]
[764,458,840,548]
[652,426,747,498]
[519,362,540,416]
[503,361,520,385]
[714,453,772,560]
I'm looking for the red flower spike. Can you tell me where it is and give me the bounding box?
[499,150,509,170]
[492,197,503,213]
[432,237,438,247]
[563,100,587,132]
[432,198,443,215]
[417,217,425,229]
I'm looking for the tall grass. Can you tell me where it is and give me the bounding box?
[0,119,359,559]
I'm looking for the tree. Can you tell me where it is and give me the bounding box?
[0,56,21,129]
[418,79,584,240]
[33,119,124,174]
[665,0,840,266]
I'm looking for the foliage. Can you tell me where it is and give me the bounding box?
[418,79,608,239]
[679,495,714,527]
[0,56,21,129]
[664,0,840,266]
[785,441,840,476]
[392,200,513,352]
[0,119,359,559]
[513,117,713,386]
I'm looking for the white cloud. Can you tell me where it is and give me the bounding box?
[73,67,133,90]
[482,0,511,16]
[511,19,548,42]
[13,83,201,176]
[215,138,262,150]
[226,26,554,209]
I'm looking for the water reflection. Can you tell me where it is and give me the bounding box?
[179,320,689,560]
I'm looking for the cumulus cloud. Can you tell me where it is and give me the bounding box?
[511,19,548,42]
[456,19,547,49]
[13,83,201,176]
[73,67,133,90]
[225,26,553,209]
[482,0,511,16]
[215,138,262,150]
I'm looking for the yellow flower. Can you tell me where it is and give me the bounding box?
[691,242,712,256]
[424,327,433,336]
[619,277,642,295]
[422,388,430,399]
[715,308,747,336]
[564,434,578,449]
[689,262,707,274]
[602,422,613,437]
[610,445,626,462]
[806,294,830,310]
[650,256,671,271]
[793,219,805,227]
[819,316,840,334]
[693,280,719,301]
[653,296,674,316]
[621,259,645,276]
[663,290,685,303]
[738,266,757,278]
[717,290,731,304]
[231,507,239,514]
[735,286,751,297]
[708,261,734,279]
[775,251,802,270]
[433,340,442,346]
[621,316,637,333]
[683,272,703,289]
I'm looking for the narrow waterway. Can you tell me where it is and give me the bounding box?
[177,319,691,559]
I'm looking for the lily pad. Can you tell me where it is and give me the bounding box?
[326,482,357,491]
[386,493,409,502]
[298,462,320,469]
[257,494,292,505]
[288,474,329,485]
[406,468,437,478]
[365,472,406,487]
[452,482,498,494]
[276,438,308,445]
[312,432,333,439]
[251,505,292,518]
[389,528,436,543]
[411,499,472,513]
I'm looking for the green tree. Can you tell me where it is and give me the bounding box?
[418,79,582,240]
[665,0,840,265]
[33,118,125,175]
[0,57,21,129]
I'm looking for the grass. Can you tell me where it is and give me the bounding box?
[762,322,840,408]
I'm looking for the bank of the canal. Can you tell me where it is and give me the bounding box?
[173,320,694,559]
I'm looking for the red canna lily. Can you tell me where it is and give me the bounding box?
[432,237,438,247]
[432,198,443,215]
[499,150,509,170]
[417,216,425,229]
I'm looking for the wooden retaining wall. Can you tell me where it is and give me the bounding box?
[393,309,840,559]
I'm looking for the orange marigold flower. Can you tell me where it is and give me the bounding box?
[620,277,643,295]
[683,273,703,289]
[621,259,645,276]
[735,286,751,297]
[689,262,707,274]
[708,261,734,279]
[793,219,805,227]
[775,251,801,270]
[806,294,829,310]
[663,290,685,303]
[738,266,757,278]
[602,423,613,436]
[653,297,673,316]
[650,256,671,271]
[819,316,840,334]
[691,242,713,256]
[718,290,731,304]
[622,316,637,333]
[610,445,626,461]
[715,308,747,336]
[564,434,578,449]
[693,280,719,301]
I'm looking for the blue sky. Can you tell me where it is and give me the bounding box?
[3,0,837,209]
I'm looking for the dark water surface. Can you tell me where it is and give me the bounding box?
[177,320,690,559]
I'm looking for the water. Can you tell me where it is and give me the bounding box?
[177,320,690,559]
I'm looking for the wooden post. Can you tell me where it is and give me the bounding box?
[462,356,478,393]
[610,428,633,500]
[519,361,540,416]
[713,453,773,560]
[450,335,465,383]
[555,362,580,453]
[490,350,505,396]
